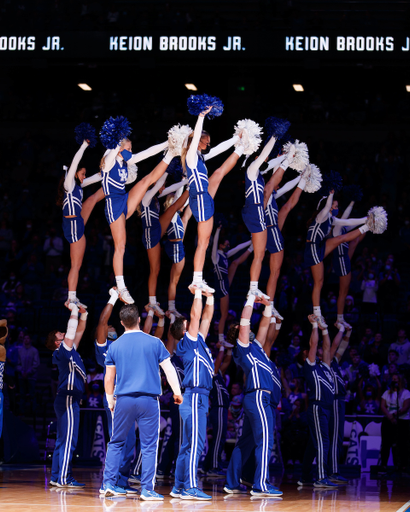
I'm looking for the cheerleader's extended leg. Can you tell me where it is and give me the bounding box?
[110,214,134,304]
[168,259,185,307]
[81,188,105,225]
[249,230,269,299]
[266,250,284,313]
[324,227,367,258]
[147,243,161,301]
[311,261,324,316]
[218,294,229,339]
[126,158,171,219]
[337,273,351,320]
[67,235,86,302]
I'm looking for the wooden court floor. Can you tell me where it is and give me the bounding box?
[0,467,410,512]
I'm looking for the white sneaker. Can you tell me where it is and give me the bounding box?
[317,315,328,329]
[168,308,184,319]
[247,288,270,301]
[149,303,165,316]
[66,297,88,309]
[118,288,135,304]
[221,339,234,348]
[340,319,352,330]
[272,305,284,321]
[188,280,215,295]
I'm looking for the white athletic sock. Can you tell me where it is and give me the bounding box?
[193,271,203,284]
[337,314,344,322]
[115,276,126,290]
[68,291,76,300]
[149,296,156,305]
[168,300,175,311]
[218,333,225,342]
[250,281,258,292]
[313,306,321,316]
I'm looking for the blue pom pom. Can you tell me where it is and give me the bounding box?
[343,184,363,203]
[322,170,343,194]
[74,123,97,148]
[187,94,224,119]
[167,157,184,182]
[100,116,132,149]
[264,116,291,139]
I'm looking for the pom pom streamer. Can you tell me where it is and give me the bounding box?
[187,94,224,119]
[343,184,363,203]
[366,206,388,234]
[322,170,343,194]
[303,163,322,193]
[74,123,97,148]
[234,119,263,155]
[283,139,309,172]
[167,157,184,181]
[264,116,291,139]
[168,124,193,156]
[100,116,132,149]
[125,163,138,185]
[369,363,380,377]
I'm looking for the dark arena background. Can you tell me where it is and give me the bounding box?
[1,1,410,511]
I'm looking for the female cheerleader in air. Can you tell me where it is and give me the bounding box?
[57,139,105,308]
[332,191,366,328]
[162,191,192,318]
[305,185,387,328]
[241,135,294,299]
[140,174,189,316]
[100,136,173,304]
[181,107,246,294]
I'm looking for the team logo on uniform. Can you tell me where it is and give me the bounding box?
[324,370,332,382]
[118,167,128,182]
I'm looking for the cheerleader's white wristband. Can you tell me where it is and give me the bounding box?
[234,145,245,157]
[338,324,346,333]
[263,305,272,318]
[163,151,173,164]
[219,345,225,352]
[276,322,282,330]
[322,329,329,336]
[106,394,115,408]
[195,289,202,300]
[206,296,214,306]
[345,329,352,338]
[148,310,154,318]
[270,316,277,324]
[108,295,118,306]
[80,311,88,321]
[158,318,165,327]
[240,318,250,326]
[312,322,318,329]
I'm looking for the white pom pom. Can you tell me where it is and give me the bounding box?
[369,363,380,377]
[303,163,322,193]
[283,139,309,172]
[234,119,263,155]
[366,206,388,234]
[168,124,193,156]
[125,163,138,185]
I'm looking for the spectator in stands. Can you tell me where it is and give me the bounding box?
[344,295,359,326]
[43,228,64,273]
[389,329,410,366]
[16,333,40,415]
[364,332,388,367]
[361,272,379,314]
[345,352,368,393]
[358,380,381,415]
[87,382,104,409]
[379,260,401,314]
[380,374,410,473]
[288,335,301,360]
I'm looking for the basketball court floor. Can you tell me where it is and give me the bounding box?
[1,467,410,512]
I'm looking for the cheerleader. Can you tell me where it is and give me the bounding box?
[181,107,245,295]
[332,199,366,328]
[211,225,253,343]
[264,170,307,320]
[57,140,105,308]
[305,191,372,328]
[100,137,173,305]
[328,322,352,483]
[224,296,282,497]
[162,191,192,318]
[140,175,189,315]
[242,137,294,299]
